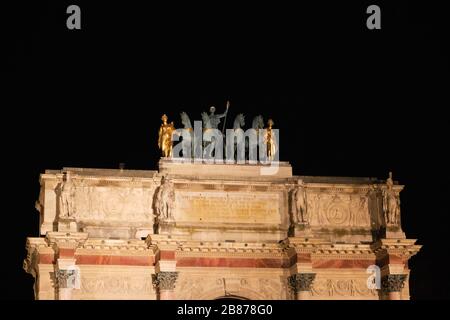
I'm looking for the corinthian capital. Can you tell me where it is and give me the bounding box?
[288,273,316,293]
[153,272,179,291]
[56,269,78,289]
[382,274,407,292]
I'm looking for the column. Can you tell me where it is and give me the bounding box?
[46,232,88,300]
[153,271,179,300]
[146,235,179,300]
[56,267,78,300]
[288,273,316,300]
[382,274,407,300]
[373,239,420,300]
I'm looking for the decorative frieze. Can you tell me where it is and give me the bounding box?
[310,278,379,297]
[81,275,154,295]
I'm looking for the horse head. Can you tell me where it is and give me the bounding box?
[233,113,245,129]
[180,112,192,129]
[252,115,264,130]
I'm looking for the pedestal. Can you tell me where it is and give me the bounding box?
[57,218,78,232]
[293,223,313,238]
[158,221,176,234]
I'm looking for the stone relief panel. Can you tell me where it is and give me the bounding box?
[177,275,207,300]
[306,191,372,229]
[258,278,289,300]
[368,187,384,230]
[64,180,156,223]
[310,274,378,299]
[75,274,155,299]
[176,273,288,300]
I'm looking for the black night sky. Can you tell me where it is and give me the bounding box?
[5,0,449,300]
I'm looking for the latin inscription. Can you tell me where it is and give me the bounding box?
[175,191,281,224]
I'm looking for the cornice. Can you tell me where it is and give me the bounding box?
[285,237,380,258]
[79,239,154,254]
[24,235,421,264]
[372,239,422,259]
[45,232,89,248]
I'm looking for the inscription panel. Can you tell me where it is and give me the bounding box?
[175,191,281,224]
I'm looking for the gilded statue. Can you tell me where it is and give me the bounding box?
[264,119,277,160]
[158,114,175,158]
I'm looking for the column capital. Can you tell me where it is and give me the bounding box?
[153,271,179,291]
[382,274,407,293]
[288,273,316,293]
[56,268,79,289]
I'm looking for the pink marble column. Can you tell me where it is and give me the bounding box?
[159,290,176,300]
[296,290,311,300]
[388,291,401,300]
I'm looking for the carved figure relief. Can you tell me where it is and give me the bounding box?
[306,191,371,228]
[382,172,401,226]
[177,276,285,300]
[57,172,75,218]
[293,182,308,224]
[68,181,156,222]
[310,278,378,297]
[155,176,175,222]
[81,275,154,295]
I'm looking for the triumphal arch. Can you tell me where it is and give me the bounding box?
[24,111,421,300]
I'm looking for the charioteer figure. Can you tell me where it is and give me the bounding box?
[206,101,230,130]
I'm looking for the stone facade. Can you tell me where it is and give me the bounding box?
[24,160,421,300]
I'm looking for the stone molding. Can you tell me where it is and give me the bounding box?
[372,239,421,260]
[45,232,89,250]
[25,236,420,264]
[285,238,377,257]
